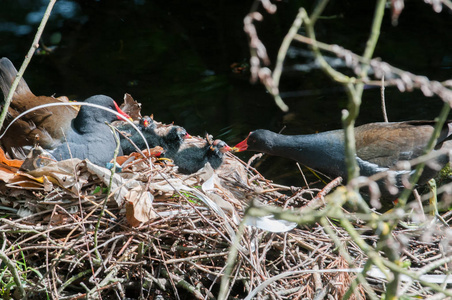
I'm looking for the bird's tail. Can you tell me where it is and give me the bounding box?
[0,57,34,103]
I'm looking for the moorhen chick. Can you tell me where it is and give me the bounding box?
[49,95,131,166]
[116,115,154,136]
[119,118,190,157]
[174,139,231,174]
[160,126,191,158]
[233,121,452,196]
[0,57,78,158]
[117,116,158,154]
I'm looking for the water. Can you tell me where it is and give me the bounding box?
[0,0,451,187]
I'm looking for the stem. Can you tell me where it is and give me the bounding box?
[381,75,388,122]
[271,8,305,112]
[93,123,121,261]
[0,0,57,130]
[0,250,27,299]
[343,0,386,181]
[355,0,387,98]
[397,101,451,206]
[320,217,379,300]
[341,87,360,180]
[310,0,330,24]
[218,217,247,300]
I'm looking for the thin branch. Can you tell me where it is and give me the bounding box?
[271,8,305,112]
[218,219,247,300]
[381,75,388,122]
[396,101,451,207]
[0,250,27,299]
[292,34,452,103]
[0,0,57,129]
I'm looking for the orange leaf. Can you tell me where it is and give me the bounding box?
[0,148,23,168]
[116,146,164,165]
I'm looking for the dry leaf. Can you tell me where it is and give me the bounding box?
[43,212,68,226]
[0,165,18,182]
[120,93,142,120]
[0,147,23,168]
[27,159,81,189]
[6,179,44,190]
[125,185,155,227]
[116,146,163,166]
[85,160,142,207]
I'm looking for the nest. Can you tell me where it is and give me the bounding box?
[0,125,451,299]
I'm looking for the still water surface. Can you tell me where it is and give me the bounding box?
[0,0,451,186]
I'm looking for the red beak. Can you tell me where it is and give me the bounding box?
[114,101,132,121]
[184,132,192,139]
[232,136,249,152]
[221,144,232,153]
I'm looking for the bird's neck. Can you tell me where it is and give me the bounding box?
[73,110,100,133]
[263,131,346,178]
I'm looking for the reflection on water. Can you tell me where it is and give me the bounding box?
[0,1,451,187]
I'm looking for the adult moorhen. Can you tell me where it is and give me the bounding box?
[174,139,232,174]
[49,95,131,166]
[233,121,452,195]
[0,57,78,158]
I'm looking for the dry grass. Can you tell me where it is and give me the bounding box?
[0,133,450,299]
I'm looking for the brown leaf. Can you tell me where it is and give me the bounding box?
[27,160,81,189]
[3,159,80,191]
[0,166,19,183]
[6,171,56,190]
[120,93,142,120]
[125,185,155,227]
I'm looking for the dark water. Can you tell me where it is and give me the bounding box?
[0,0,451,186]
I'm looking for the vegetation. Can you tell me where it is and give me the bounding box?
[0,0,452,299]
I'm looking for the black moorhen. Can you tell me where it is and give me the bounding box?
[117,116,158,154]
[0,57,78,158]
[119,119,190,157]
[160,126,191,158]
[233,121,452,195]
[49,95,131,166]
[174,139,232,174]
[116,115,154,136]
